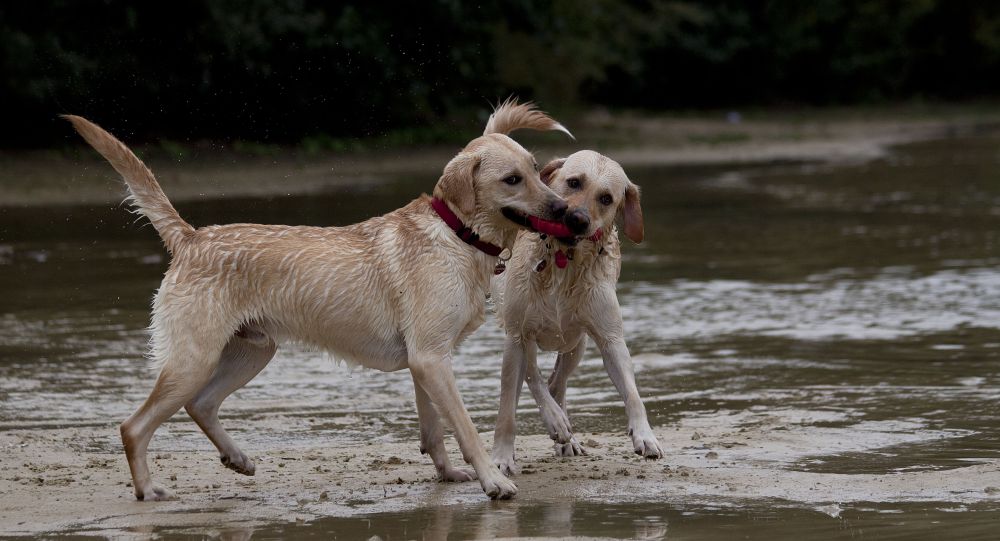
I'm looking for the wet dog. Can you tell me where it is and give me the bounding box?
[490,150,663,475]
[65,99,572,500]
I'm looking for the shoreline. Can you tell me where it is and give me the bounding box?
[3,109,1000,208]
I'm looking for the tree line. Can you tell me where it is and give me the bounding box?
[4,0,1000,147]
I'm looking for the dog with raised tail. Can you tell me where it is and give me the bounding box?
[490,150,663,476]
[64,98,572,501]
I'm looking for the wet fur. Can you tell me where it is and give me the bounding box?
[490,150,663,475]
[63,99,571,501]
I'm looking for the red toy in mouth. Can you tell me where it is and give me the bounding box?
[528,216,574,237]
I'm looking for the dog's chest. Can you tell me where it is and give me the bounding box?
[529,271,588,351]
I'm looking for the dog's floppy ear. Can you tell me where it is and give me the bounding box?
[622,182,644,243]
[433,152,480,217]
[539,158,565,185]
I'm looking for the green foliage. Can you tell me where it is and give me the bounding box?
[3,1,1000,147]
[158,139,188,161]
[232,140,282,157]
[588,0,1000,107]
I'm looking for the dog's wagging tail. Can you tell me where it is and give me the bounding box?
[62,115,193,254]
[484,97,574,139]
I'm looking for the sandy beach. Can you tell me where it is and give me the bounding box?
[3,406,997,537]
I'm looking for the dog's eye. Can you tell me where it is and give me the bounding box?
[599,193,613,206]
[567,177,581,189]
[502,175,522,185]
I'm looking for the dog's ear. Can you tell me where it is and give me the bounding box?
[539,158,565,185]
[621,182,644,243]
[433,152,480,217]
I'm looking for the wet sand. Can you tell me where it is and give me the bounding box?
[3,409,997,537]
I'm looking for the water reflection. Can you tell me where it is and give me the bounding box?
[157,500,1000,540]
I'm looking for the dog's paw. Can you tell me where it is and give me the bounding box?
[136,484,176,502]
[480,471,518,500]
[221,451,256,476]
[554,437,587,457]
[492,453,521,477]
[439,466,477,483]
[540,404,574,444]
[630,427,663,459]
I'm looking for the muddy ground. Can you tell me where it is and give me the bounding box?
[3,411,997,537]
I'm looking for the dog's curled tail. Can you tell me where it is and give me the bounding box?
[63,115,194,253]
[483,97,574,139]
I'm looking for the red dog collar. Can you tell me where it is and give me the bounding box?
[430,198,504,257]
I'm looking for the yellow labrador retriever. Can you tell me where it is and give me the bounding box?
[64,99,571,500]
[491,150,663,475]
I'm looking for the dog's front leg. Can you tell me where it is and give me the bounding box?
[492,334,529,475]
[522,338,584,456]
[408,352,517,499]
[594,338,663,458]
[544,337,588,457]
[547,336,587,413]
[588,289,663,459]
[414,380,477,482]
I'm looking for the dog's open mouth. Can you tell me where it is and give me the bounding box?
[502,207,574,237]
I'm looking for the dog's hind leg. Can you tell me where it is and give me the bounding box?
[414,380,477,482]
[121,335,227,501]
[185,330,276,476]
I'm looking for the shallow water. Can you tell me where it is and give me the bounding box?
[2,133,1000,538]
[273,501,1000,540]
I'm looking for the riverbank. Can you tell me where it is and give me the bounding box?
[4,105,1000,207]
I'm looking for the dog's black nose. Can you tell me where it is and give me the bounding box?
[549,199,568,219]
[565,208,590,234]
